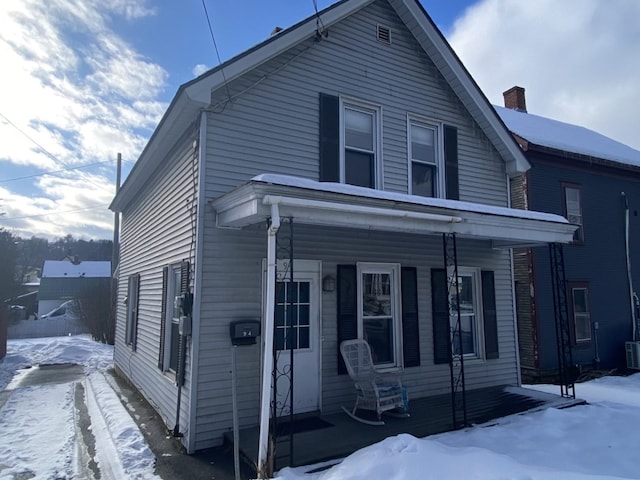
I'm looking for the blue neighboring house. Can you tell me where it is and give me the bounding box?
[498,86,640,380]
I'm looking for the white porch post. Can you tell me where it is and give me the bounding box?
[257,204,280,477]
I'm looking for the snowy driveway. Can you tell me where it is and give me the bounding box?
[0,336,158,479]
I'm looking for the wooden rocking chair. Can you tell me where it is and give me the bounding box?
[340,339,408,425]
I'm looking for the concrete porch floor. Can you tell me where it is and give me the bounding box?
[227,385,583,472]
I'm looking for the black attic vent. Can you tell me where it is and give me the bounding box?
[377,24,391,44]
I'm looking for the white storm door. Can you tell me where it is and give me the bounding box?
[267,260,321,416]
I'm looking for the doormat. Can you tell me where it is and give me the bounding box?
[275,417,334,436]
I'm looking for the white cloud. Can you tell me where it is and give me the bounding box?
[0,0,166,239]
[448,0,640,151]
[192,64,210,78]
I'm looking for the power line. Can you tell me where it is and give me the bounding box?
[0,111,113,190]
[0,160,113,183]
[1,204,108,220]
[200,0,232,102]
[0,111,61,165]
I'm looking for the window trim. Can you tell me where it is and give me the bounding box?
[569,281,592,344]
[356,262,402,370]
[340,97,383,189]
[449,267,485,360]
[407,114,445,198]
[562,182,584,244]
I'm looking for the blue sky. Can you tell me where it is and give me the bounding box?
[1,0,639,240]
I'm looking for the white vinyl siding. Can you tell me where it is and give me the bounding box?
[193,222,518,450]
[114,125,197,441]
[205,0,508,206]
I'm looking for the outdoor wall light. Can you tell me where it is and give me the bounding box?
[322,275,336,292]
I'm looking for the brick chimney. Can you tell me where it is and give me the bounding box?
[503,86,527,112]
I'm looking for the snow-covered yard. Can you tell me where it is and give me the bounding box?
[278,377,640,480]
[0,335,159,479]
[1,335,640,480]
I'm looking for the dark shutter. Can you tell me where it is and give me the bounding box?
[158,266,169,370]
[319,93,340,182]
[401,267,420,367]
[337,264,357,374]
[127,274,140,350]
[176,261,191,386]
[444,124,459,200]
[431,268,451,364]
[482,270,499,359]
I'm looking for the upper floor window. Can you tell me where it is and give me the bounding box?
[563,184,584,243]
[343,102,380,189]
[409,117,443,197]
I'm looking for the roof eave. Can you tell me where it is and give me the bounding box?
[390,0,530,176]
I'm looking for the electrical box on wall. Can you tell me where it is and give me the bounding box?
[229,320,261,346]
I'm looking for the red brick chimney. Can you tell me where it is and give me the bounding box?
[503,86,527,112]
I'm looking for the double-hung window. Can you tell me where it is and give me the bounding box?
[563,184,584,243]
[357,263,402,369]
[449,268,482,358]
[409,117,443,198]
[343,102,380,189]
[570,283,591,343]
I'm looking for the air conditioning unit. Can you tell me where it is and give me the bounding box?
[625,341,640,370]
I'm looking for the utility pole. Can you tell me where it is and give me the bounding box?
[112,153,122,273]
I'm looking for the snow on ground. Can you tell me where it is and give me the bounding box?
[277,374,640,480]
[3,335,640,480]
[0,335,158,479]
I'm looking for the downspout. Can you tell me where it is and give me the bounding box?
[622,192,637,341]
[186,111,207,453]
[257,203,280,478]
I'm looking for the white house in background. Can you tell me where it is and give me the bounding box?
[38,259,111,316]
[109,0,575,472]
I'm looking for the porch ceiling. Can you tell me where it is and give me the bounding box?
[210,174,577,246]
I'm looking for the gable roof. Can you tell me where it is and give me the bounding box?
[42,260,111,278]
[495,105,640,169]
[111,0,529,212]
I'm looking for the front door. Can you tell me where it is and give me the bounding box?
[266,260,321,417]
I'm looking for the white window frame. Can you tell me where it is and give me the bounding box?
[340,97,383,189]
[407,114,445,198]
[563,184,584,243]
[356,262,402,370]
[449,267,484,360]
[163,263,182,373]
[571,286,591,343]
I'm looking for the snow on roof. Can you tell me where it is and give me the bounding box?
[495,105,640,168]
[252,174,568,224]
[42,260,111,278]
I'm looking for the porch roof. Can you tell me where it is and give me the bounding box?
[210,174,577,246]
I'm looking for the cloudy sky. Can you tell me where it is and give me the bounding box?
[1,0,638,240]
